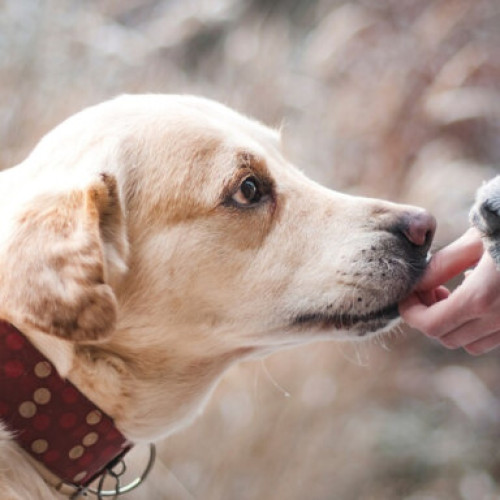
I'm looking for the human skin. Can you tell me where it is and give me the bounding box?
[399,228,500,355]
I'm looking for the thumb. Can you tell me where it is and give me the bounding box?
[416,228,484,291]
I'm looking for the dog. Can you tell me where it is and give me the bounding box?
[471,175,500,265]
[0,94,435,498]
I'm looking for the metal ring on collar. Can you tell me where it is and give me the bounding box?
[73,444,156,499]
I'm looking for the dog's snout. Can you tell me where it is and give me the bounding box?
[399,210,436,251]
[479,200,500,233]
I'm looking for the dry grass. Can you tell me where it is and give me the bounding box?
[2,0,500,498]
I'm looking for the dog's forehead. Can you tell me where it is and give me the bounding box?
[103,95,286,224]
[179,96,281,148]
[134,96,286,171]
[33,94,281,160]
[124,94,279,138]
[143,96,283,169]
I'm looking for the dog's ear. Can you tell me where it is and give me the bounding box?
[0,174,128,343]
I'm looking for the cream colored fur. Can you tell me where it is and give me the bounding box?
[0,95,430,498]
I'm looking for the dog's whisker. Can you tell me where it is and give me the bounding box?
[377,335,391,351]
[336,341,369,367]
[260,359,292,398]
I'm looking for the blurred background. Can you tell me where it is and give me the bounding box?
[2,0,500,498]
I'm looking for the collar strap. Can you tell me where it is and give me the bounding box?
[0,320,132,488]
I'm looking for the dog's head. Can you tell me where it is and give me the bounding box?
[0,95,434,437]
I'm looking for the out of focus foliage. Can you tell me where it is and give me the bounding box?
[1,1,500,499]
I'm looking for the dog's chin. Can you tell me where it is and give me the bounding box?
[292,302,401,339]
[352,314,402,339]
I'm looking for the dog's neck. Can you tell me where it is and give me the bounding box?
[96,330,256,442]
[25,320,256,443]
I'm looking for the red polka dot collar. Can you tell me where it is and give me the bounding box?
[0,320,133,492]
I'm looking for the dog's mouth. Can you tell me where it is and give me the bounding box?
[289,242,430,338]
[292,302,399,334]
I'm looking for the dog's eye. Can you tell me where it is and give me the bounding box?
[232,177,262,206]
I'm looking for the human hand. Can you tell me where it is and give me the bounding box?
[399,228,500,355]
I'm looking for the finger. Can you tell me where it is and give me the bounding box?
[415,286,450,307]
[435,286,451,301]
[440,318,499,348]
[464,331,500,355]
[398,291,422,317]
[416,229,484,291]
[400,286,475,338]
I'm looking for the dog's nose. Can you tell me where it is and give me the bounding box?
[400,210,436,250]
[479,200,500,233]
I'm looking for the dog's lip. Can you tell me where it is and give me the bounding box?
[292,302,399,330]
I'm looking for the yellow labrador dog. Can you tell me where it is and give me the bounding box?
[0,95,435,498]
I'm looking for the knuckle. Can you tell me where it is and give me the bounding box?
[472,291,495,314]
[401,312,422,330]
[421,319,441,338]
